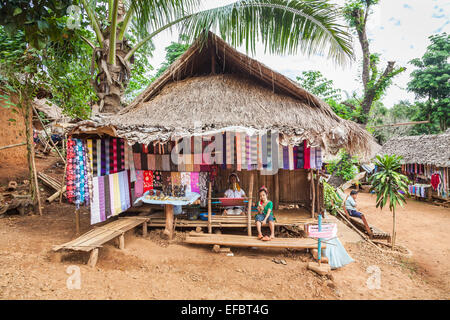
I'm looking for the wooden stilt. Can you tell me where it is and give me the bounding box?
[208,181,212,234]
[88,248,99,268]
[163,204,174,240]
[119,234,125,249]
[247,172,254,236]
[75,208,80,235]
[142,221,147,237]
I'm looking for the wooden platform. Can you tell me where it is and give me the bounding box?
[146,211,325,229]
[185,232,324,250]
[52,216,150,267]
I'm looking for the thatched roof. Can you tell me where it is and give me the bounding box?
[379,130,450,167]
[70,32,377,160]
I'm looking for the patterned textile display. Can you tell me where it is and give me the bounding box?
[143,170,154,193]
[171,172,181,186]
[135,170,144,198]
[199,172,209,207]
[153,170,162,189]
[288,146,294,170]
[310,147,316,169]
[236,133,242,171]
[191,172,200,193]
[181,172,192,193]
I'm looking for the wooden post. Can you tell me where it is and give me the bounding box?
[273,172,279,210]
[119,234,125,249]
[31,146,42,215]
[59,135,68,204]
[142,221,147,237]
[88,248,99,268]
[310,170,315,218]
[163,204,174,240]
[208,181,212,234]
[247,172,254,236]
[75,208,80,235]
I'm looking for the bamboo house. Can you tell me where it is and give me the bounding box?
[65,32,377,239]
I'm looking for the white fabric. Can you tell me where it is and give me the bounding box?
[226,208,244,215]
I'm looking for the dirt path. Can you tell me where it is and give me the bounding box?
[355,192,450,292]
[0,198,448,300]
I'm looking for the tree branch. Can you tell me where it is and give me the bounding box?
[81,0,104,48]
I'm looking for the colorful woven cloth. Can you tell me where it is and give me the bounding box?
[310,147,316,169]
[143,170,154,193]
[199,172,209,207]
[288,145,294,170]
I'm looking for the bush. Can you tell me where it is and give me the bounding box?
[326,150,359,182]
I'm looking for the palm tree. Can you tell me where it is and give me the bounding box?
[369,155,409,249]
[79,0,354,113]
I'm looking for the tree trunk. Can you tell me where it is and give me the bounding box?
[391,208,396,249]
[91,38,134,113]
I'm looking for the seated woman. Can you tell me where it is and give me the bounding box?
[255,186,275,241]
[223,172,246,216]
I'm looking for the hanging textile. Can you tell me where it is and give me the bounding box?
[257,134,263,170]
[181,172,192,193]
[251,134,258,170]
[171,172,181,186]
[153,170,163,189]
[282,146,289,170]
[288,145,294,170]
[135,170,144,199]
[199,172,209,207]
[316,147,323,169]
[310,147,316,169]
[143,170,154,193]
[191,172,200,193]
[304,141,311,169]
[236,133,242,171]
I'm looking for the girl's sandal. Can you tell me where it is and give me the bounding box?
[262,236,271,241]
[257,234,264,240]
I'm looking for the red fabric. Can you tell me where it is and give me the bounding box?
[431,173,441,190]
[219,198,245,207]
[143,170,154,193]
[303,140,311,169]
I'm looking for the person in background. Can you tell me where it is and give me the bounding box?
[223,172,246,215]
[345,190,365,219]
[255,186,275,241]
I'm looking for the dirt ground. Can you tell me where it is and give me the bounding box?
[0,157,449,300]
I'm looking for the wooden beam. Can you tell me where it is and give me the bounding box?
[88,248,99,268]
[310,170,315,218]
[75,209,80,235]
[370,120,429,129]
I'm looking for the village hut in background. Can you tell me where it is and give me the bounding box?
[379,130,450,201]
[65,32,377,240]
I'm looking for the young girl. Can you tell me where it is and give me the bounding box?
[255,186,275,241]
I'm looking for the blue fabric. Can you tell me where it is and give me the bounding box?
[323,237,354,269]
[255,214,274,222]
[349,209,363,219]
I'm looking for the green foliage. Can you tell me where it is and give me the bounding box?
[369,154,409,211]
[296,70,342,101]
[154,37,190,79]
[407,33,450,132]
[343,0,379,30]
[0,25,96,119]
[323,181,343,216]
[0,0,74,49]
[326,150,359,182]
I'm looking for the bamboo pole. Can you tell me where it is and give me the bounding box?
[311,170,315,218]
[247,172,254,236]
[0,142,26,150]
[32,105,65,164]
[316,169,320,216]
[31,146,42,215]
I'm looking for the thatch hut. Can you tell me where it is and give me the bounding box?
[379,130,450,200]
[66,32,377,238]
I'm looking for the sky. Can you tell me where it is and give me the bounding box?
[146,0,450,108]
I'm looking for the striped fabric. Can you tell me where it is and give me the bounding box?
[104,175,111,218]
[135,170,144,199]
[310,147,316,169]
[98,175,106,222]
[257,134,263,170]
[96,139,101,176]
[288,145,294,170]
[240,132,246,168]
[246,135,251,170]
[251,134,258,170]
[236,133,242,171]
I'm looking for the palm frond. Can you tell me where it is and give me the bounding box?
[179,0,354,66]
